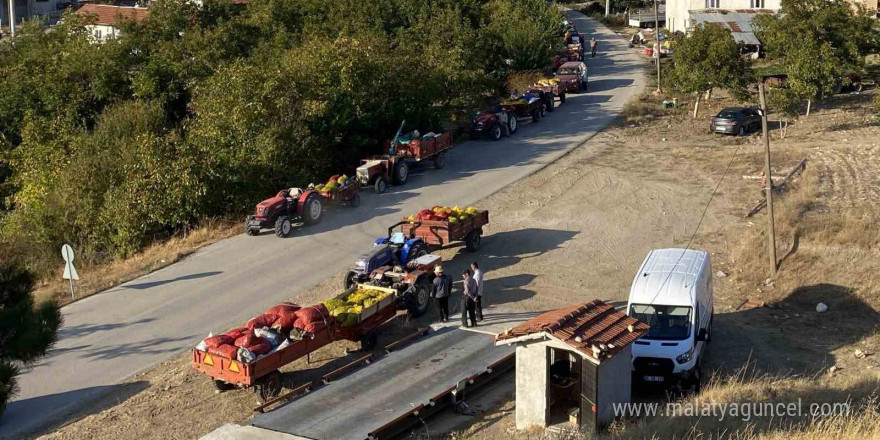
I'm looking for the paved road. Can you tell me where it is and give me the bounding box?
[3,11,644,439]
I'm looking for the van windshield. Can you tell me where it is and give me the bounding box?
[629,304,692,340]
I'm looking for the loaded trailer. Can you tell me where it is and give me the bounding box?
[357,121,453,193]
[400,209,489,252]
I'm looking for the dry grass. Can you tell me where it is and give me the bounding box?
[32,218,239,307]
[508,70,549,95]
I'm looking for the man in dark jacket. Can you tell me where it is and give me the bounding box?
[431,265,451,322]
[460,270,478,327]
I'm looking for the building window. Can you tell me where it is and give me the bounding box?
[94,29,102,39]
[750,0,764,7]
[706,0,719,8]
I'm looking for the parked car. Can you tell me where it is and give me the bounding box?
[710,107,762,136]
[555,61,588,93]
[627,248,714,392]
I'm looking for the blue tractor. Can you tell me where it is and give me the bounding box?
[344,221,430,290]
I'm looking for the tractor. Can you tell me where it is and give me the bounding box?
[343,221,430,289]
[245,188,324,237]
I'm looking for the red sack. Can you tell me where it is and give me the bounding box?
[266,302,300,316]
[234,334,261,348]
[272,314,298,332]
[246,313,279,330]
[204,334,233,349]
[294,305,329,325]
[224,327,249,340]
[294,318,327,334]
[207,344,238,359]
[247,341,272,355]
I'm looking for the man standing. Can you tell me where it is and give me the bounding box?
[471,262,484,321]
[590,37,598,58]
[431,266,451,323]
[460,270,478,328]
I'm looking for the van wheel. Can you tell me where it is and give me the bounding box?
[706,315,713,343]
[692,367,702,393]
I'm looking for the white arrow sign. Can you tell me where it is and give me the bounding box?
[62,244,79,281]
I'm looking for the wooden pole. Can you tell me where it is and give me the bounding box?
[654,0,661,92]
[758,82,777,275]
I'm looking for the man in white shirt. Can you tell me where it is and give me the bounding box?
[471,261,484,321]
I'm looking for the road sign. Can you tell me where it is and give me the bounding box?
[61,244,79,300]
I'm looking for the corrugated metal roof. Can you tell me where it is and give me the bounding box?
[494,300,649,362]
[689,9,774,46]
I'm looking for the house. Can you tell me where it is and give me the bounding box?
[665,0,781,34]
[494,300,649,432]
[76,3,149,40]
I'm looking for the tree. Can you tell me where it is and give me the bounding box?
[0,261,62,414]
[667,24,752,118]
[485,0,564,70]
[754,0,878,112]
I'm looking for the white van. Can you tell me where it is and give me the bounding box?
[626,248,713,391]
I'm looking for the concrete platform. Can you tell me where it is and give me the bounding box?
[250,327,514,440]
[200,424,310,440]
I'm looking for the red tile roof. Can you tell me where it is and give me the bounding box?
[77,4,150,27]
[495,300,649,361]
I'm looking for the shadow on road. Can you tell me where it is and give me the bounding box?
[58,317,156,338]
[122,271,223,289]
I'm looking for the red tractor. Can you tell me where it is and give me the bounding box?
[356,121,452,193]
[245,188,324,237]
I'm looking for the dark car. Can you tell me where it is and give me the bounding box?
[710,107,762,136]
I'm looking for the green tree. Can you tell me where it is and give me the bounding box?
[485,0,564,70]
[0,261,62,414]
[667,24,752,118]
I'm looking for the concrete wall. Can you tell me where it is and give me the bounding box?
[596,345,632,427]
[515,344,547,430]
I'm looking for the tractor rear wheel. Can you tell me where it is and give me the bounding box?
[407,242,428,263]
[393,161,409,185]
[255,370,283,402]
[465,231,482,252]
[344,270,359,290]
[433,153,446,169]
[302,194,323,225]
[491,124,502,141]
[275,216,292,237]
[374,177,387,193]
[407,280,431,317]
[508,114,518,134]
[349,193,361,208]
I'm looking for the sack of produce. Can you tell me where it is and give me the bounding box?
[295,304,330,326]
[236,346,257,364]
[266,302,301,316]
[271,314,298,333]
[246,313,279,330]
[254,327,283,348]
[224,327,250,340]
[205,334,234,349]
[234,333,261,348]
[208,344,238,359]
[247,340,272,356]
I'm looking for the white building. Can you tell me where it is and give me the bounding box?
[76,3,149,41]
[665,0,780,34]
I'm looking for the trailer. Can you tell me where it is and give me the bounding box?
[501,96,545,125]
[527,80,569,112]
[399,209,489,252]
[192,284,401,402]
[317,179,361,208]
[357,122,453,193]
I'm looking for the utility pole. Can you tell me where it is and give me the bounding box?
[757,81,777,275]
[653,0,661,92]
[605,0,610,17]
[7,0,15,38]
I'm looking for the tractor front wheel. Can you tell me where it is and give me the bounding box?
[407,280,431,317]
[393,161,409,185]
[245,216,258,236]
[374,177,387,193]
[491,124,502,141]
[433,153,446,169]
[508,114,518,134]
[531,109,541,123]
[465,231,482,252]
[302,194,323,225]
[255,370,283,402]
[275,216,292,237]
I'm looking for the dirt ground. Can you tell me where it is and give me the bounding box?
[36,78,880,439]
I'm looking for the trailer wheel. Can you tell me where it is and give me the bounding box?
[344,270,359,290]
[407,281,431,317]
[349,193,361,208]
[508,114,518,134]
[360,330,379,351]
[531,109,541,123]
[275,216,292,237]
[490,124,502,141]
[546,95,555,112]
[433,153,446,169]
[465,231,482,252]
[393,161,409,185]
[255,370,283,402]
[559,92,566,104]
[374,177,387,193]
[213,379,234,392]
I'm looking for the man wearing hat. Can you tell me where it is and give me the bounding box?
[431,265,452,323]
